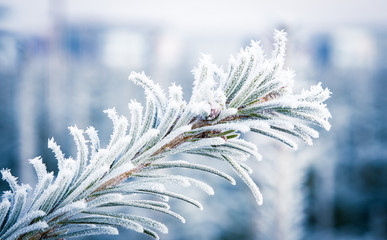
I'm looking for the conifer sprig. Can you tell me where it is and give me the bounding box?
[0,30,331,240]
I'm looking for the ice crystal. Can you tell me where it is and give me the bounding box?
[0,30,330,240]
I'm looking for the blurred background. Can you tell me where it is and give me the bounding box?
[1,0,387,239]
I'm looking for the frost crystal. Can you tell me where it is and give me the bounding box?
[0,30,330,240]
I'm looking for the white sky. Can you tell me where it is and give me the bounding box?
[0,0,386,35]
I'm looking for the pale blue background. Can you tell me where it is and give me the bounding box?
[0,1,386,239]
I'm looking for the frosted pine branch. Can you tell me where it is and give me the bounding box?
[0,30,331,240]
